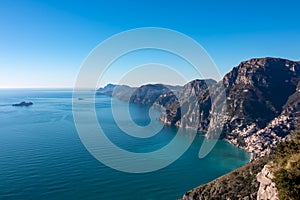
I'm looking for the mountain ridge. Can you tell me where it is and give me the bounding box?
[97,57,300,199]
[97,57,300,159]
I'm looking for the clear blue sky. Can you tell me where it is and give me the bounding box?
[1,0,300,88]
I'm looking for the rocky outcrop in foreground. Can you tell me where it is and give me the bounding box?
[180,157,270,200]
[256,165,278,200]
[180,132,300,200]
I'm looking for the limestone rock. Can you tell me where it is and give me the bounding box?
[256,165,278,200]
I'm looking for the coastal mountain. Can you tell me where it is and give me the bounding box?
[159,57,300,158]
[98,58,300,158]
[96,83,117,96]
[97,57,300,199]
[97,57,300,158]
[224,58,300,157]
[97,84,136,101]
[129,84,182,106]
[159,79,216,131]
[222,58,300,152]
[97,83,182,105]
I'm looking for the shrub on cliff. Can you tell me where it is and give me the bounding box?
[272,131,300,200]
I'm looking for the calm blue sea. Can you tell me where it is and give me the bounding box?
[0,89,249,200]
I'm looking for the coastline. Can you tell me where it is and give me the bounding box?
[223,138,253,162]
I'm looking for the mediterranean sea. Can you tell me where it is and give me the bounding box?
[0,89,249,200]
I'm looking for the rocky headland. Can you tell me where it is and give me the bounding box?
[97,57,300,199]
[98,57,300,159]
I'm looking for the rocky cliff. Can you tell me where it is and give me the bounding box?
[97,58,300,158]
[256,165,278,200]
[97,57,300,200]
[223,58,300,158]
[159,79,216,131]
[129,84,182,106]
[160,57,300,158]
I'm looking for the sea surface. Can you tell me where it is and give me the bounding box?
[0,89,250,200]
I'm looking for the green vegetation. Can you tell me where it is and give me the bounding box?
[181,131,300,200]
[272,131,300,200]
[182,156,270,199]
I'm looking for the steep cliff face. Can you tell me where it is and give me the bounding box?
[282,82,300,129]
[223,58,300,157]
[224,58,300,122]
[160,57,300,157]
[159,79,216,131]
[162,58,300,132]
[224,58,300,139]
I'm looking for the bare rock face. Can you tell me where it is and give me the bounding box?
[161,57,300,157]
[282,81,300,129]
[224,58,300,142]
[159,79,216,132]
[256,165,278,200]
[226,59,300,160]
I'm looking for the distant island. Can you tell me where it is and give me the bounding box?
[98,57,300,199]
[12,101,33,107]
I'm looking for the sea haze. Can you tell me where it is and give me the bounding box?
[0,89,250,200]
